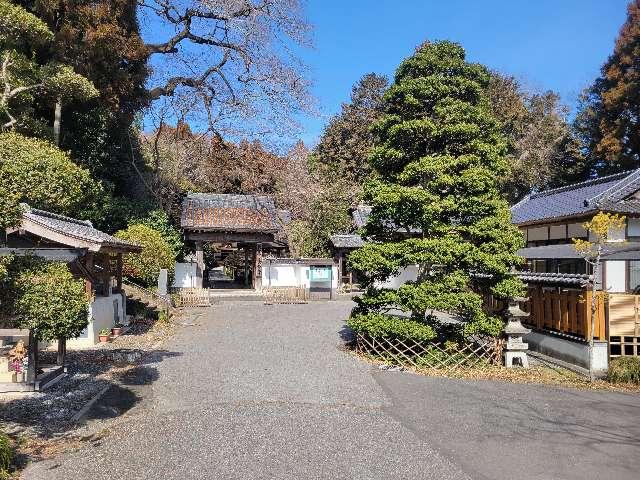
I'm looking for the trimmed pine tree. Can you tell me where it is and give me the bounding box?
[348,41,524,340]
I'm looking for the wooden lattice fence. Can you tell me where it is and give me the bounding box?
[355,333,503,373]
[263,287,309,304]
[174,288,212,307]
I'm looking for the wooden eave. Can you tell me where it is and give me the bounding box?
[9,218,141,254]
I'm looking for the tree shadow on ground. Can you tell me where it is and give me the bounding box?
[0,349,182,438]
[338,325,356,347]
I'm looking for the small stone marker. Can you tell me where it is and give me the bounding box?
[158,268,168,296]
[504,297,531,368]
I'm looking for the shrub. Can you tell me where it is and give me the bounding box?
[115,224,176,287]
[0,132,105,229]
[133,210,184,259]
[347,312,436,341]
[607,357,640,384]
[14,260,89,340]
[0,431,13,477]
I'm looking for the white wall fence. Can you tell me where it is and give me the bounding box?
[262,261,339,291]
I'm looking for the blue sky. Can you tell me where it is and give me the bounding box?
[299,0,629,145]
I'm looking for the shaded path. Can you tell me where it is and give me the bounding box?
[24,301,640,479]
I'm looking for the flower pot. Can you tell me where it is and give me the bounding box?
[98,335,110,343]
[111,327,122,337]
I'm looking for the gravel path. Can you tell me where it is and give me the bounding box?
[23,301,640,479]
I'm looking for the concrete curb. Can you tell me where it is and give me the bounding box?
[71,384,111,423]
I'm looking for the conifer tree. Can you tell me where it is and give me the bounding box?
[575,0,640,174]
[348,41,524,338]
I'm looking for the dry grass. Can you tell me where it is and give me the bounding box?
[352,350,640,393]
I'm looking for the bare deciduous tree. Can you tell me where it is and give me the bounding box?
[138,0,314,138]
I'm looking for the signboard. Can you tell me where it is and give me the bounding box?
[309,265,332,299]
[310,266,331,281]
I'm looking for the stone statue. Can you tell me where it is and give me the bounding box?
[8,339,27,363]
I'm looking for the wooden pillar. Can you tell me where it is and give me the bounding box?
[244,247,250,287]
[116,253,123,292]
[253,243,263,290]
[84,252,94,297]
[195,241,204,288]
[27,330,36,385]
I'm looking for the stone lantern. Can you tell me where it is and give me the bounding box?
[504,297,531,368]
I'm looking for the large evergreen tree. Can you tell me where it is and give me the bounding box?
[349,41,524,338]
[13,0,149,192]
[314,73,388,188]
[575,0,640,174]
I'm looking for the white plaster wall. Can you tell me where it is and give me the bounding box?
[263,264,298,287]
[261,264,338,289]
[173,262,199,288]
[66,293,124,347]
[376,265,419,289]
[605,260,626,293]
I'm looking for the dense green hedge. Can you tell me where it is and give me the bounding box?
[0,132,105,229]
[14,259,89,340]
[347,312,436,341]
[115,224,176,287]
[607,357,640,384]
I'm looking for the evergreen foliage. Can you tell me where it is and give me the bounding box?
[132,209,184,259]
[0,132,105,230]
[0,1,98,132]
[4,0,148,195]
[575,0,640,175]
[115,224,176,286]
[349,41,524,338]
[347,312,436,341]
[13,259,89,341]
[314,73,388,188]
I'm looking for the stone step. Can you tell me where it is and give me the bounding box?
[0,370,16,383]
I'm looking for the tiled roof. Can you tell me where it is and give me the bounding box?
[511,170,640,225]
[181,193,280,232]
[22,207,140,252]
[516,272,592,287]
[517,242,640,260]
[263,257,334,265]
[330,234,365,249]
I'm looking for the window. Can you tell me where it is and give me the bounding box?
[629,261,640,293]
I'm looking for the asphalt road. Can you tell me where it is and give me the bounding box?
[24,301,640,480]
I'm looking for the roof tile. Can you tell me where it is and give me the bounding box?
[181,193,281,232]
[511,170,640,224]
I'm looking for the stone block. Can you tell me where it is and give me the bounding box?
[505,351,529,368]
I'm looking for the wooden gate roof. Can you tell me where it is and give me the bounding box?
[181,193,281,233]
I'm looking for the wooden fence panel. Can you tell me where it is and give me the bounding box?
[486,286,605,341]
[608,293,639,337]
